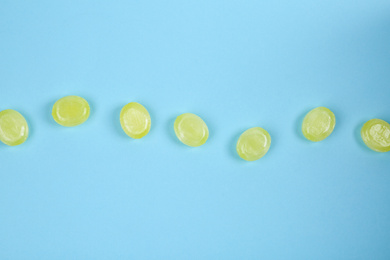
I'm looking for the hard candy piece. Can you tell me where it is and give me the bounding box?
[120,102,151,139]
[52,95,90,127]
[174,113,209,147]
[0,109,29,146]
[236,127,271,161]
[361,119,390,152]
[302,107,335,142]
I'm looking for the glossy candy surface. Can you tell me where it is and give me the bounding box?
[302,107,335,142]
[52,96,90,127]
[174,113,209,147]
[236,127,271,161]
[120,102,151,139]
[361,119,390,152]
[0,109,29,146]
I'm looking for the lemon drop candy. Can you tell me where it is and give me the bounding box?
[0,109,29,146]
[174,113,209,147]
[361,119,390,152]
[52,95,90,127]
[120,102,151,139]
[236,127,271,161]
[302,107,336,142]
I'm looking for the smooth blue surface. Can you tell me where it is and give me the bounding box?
[1,0,390,259]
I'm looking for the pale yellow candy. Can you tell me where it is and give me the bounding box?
[52,95,90,127]
[302,107,335,142]
[361,119,390,152]
[120,102,151,139]
[174,113,209,147]
[236,127,271,161]
[0,109,29,146]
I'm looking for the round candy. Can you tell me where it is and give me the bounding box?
[236,127,271,161]
[120,102,151,139]
[361,119,390,152]
[0,109,29,146]
[174,113,209,147]
[52,95,90,127]
[302,107,335,142]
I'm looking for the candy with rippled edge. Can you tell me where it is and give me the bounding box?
[120,102,151,139]
[0,109,29,146]
[361,119,390,152]
[174,113,209,147]
[302,107,335,142]
[52,95,90,127]
[236,127,271,161]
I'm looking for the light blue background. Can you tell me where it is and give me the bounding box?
[1,0,390,259]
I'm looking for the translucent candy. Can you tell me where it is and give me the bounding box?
[174,113,209,147]
[120,102,151,139]
[52,95,90,127]
[236,127,271,161]
[361,119,390,152]
[302,107,335,142]
[0,109,29,146]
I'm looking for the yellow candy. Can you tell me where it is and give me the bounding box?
[174,113,209,147]
[302,107,335,142]
[52,95,90,127]
[0,109,29,146]
[120,102,151,139]
[236,127,271,161]
[361,119,390,152]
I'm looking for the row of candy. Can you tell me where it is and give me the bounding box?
[0,95,389,160]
